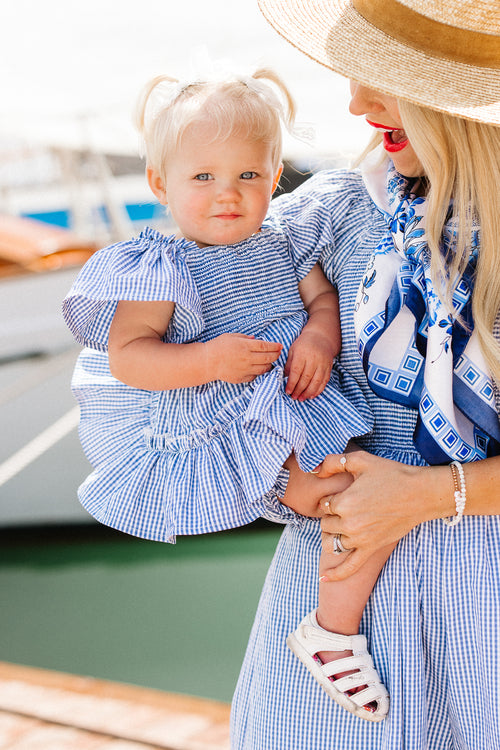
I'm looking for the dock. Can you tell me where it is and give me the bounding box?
[0,662,230,749]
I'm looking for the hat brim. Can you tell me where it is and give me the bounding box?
[258,0,500,125]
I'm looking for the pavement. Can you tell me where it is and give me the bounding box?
[0,662,231,750]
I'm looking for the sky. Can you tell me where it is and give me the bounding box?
[1,0,370,163]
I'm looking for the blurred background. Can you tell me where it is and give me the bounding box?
[0,0,371,705]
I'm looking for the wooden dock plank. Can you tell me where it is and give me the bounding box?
[0,663,230,750]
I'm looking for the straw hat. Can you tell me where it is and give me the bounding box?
[258,0,500,124]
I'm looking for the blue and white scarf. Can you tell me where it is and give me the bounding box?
[355,155,500,465]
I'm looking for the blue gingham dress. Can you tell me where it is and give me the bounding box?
[63,211,372,542]
[231,171,500,750]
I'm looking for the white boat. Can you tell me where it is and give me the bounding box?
[0,137,182,528]
[0,216,94,526]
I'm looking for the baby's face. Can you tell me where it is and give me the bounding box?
[153,121,280,248]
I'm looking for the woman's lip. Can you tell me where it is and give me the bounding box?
[383,131,408,153]
[365,120,409,153]
[366,119,391,130]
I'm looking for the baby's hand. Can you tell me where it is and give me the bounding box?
[207,333,282,383]
[284,330,335,400]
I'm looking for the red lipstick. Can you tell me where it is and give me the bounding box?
[366,119,408,153]
[382,132,408,153]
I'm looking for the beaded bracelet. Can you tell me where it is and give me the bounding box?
[444,461,467,526]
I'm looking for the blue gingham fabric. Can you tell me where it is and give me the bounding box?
[231,169,500,750]
[63,215,373,542]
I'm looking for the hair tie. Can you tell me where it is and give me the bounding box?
[237,75,288,126]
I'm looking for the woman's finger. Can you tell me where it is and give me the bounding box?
[315,450,362,478]
[320,496,338,515]
[320,546,370,581]
[320,513,343,533]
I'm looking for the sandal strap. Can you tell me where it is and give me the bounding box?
[320,652,374,679]
[330,670,378,693]
[349,684,389,708]
[298,622,368,657]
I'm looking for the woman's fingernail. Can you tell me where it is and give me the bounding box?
[319,576,329,583]
[308,469,320,475]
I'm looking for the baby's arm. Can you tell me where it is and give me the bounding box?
[285,264,341,400]
[108,300,283,390]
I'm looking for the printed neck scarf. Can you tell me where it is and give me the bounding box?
[356,155,500,464]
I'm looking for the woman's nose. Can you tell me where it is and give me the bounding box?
[348,81,386,116]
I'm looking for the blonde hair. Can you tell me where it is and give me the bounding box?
[360,104,500,384]
[398,101,500,385]
[134,68,295,185]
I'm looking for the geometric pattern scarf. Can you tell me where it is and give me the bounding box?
[355,156,500,465]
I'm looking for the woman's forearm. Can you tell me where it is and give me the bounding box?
[396,456,500,524]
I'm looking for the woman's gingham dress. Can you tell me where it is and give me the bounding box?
[231,170,500,750]
[63,212,372,542]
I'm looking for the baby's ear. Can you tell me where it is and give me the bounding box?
[147,168,168,205]
[272,164,284,194]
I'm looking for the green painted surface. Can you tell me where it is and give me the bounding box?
[0,523,281,703]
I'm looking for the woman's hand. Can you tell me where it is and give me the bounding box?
[316,450,451,580]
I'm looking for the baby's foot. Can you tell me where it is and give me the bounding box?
[286,610,389,722]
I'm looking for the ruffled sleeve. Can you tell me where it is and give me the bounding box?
[62,228,204,351]
[267,169,363,282]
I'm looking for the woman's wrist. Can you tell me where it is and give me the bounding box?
[415,464,458,524]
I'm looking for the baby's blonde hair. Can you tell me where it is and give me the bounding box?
[134,68,296,185]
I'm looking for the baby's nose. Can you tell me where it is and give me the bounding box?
[216,181,241,201]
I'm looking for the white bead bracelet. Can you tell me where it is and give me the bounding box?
[444,461,467,526]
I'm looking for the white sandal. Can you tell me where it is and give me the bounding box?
[286,610,389,722]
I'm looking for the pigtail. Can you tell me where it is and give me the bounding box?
[253,68,296,131]
[134,74,180,136]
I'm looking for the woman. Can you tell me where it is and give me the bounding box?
[231,1,500,747]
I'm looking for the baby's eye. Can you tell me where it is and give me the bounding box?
[240,171,257,180]
[194,173,213,181]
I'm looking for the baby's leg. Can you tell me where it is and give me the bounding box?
[282,452,394,649]
[280,453,352,517]
[281,452,394,641]
[317,543,395,664]
[282,453,396,719]
[288,545,396,719]
[287,544,396,720]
